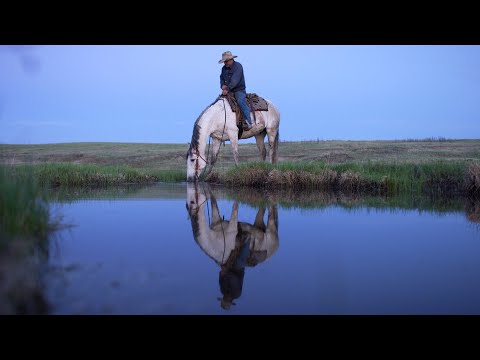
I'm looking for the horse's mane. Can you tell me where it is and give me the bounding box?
[186,97,222,159]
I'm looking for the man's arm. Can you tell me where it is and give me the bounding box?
[220,70,229,94]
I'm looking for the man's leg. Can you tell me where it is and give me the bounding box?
[234,91,253,127]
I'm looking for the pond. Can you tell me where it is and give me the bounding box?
[43,183,480,314]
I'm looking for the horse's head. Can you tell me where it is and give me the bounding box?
[186,182,207,217]
[186,144,208,182]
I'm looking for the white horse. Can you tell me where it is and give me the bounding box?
[186,183,279,267]
[186,95,281,182]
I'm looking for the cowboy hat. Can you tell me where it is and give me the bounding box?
[217,297,236,310]
[218,51,238,64]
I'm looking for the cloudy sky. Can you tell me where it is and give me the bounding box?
[1,45,479,144]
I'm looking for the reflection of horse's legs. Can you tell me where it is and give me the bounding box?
[210,195,222,227]
[227,201,239,232]
[267,128,279,164]
[253,207,267,232]
[227,131,240,165]
[209,137,222,168]
[267,205,278,231]
[255,130,267,161]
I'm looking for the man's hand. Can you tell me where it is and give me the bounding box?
[222,89,228,95]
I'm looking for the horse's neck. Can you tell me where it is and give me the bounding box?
[195,111,215,157]
[193,199,239,265]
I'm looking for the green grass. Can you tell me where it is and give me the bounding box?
[3,163,184,187]
[0,168,53,249]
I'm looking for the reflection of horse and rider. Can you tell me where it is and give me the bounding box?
[186,183,279,310]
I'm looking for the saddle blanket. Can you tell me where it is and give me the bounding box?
[225,93,269,112]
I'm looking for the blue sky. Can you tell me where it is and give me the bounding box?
[0,45,479,144]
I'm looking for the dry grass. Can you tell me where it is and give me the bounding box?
[1,139,479,170]
[466,162,480,196]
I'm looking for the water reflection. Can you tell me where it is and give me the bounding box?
[186,183,279,310]
[0,235,52,314]
[40,183,480,314]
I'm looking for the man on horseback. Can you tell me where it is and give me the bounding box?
[219,51,253,131]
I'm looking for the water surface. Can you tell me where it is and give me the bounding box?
[44,183,480,314]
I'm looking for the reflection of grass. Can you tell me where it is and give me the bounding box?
[218,184,480,225]
[221,184,465,212]
[465,199,480,224]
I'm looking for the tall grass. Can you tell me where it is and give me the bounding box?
[210,160,475,196]
[0,167,51,245]
[4,163,185,187]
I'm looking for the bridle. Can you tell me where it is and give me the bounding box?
[193,146,209,181]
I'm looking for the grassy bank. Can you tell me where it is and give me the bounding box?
[207,160,480,197]
[3,163,184,187]
[0,169,52,244]
[1,140,479,195]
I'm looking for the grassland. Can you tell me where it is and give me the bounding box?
[2,139,480,168]
[1,139,479,196]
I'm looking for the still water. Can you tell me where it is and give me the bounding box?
[44,183,480,314]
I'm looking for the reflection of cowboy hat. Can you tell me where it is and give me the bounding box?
[217,297,236,310]
[218,51,238,64]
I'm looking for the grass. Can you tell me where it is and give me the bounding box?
[1,140,479,195]
[2,139,480,168]
[2,163,184,187]
[0,168,52,244]
[0,167,59,314]
[207,160,478,196]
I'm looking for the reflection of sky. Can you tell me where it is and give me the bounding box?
[266,207,480,315]
[47,196,480,315]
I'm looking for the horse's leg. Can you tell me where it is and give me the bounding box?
[227,130,240,165]
[255,130,267,161]
[267,128,279,164]
[209,137,222,167]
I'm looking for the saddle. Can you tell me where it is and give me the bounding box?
[222,93,269,138]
